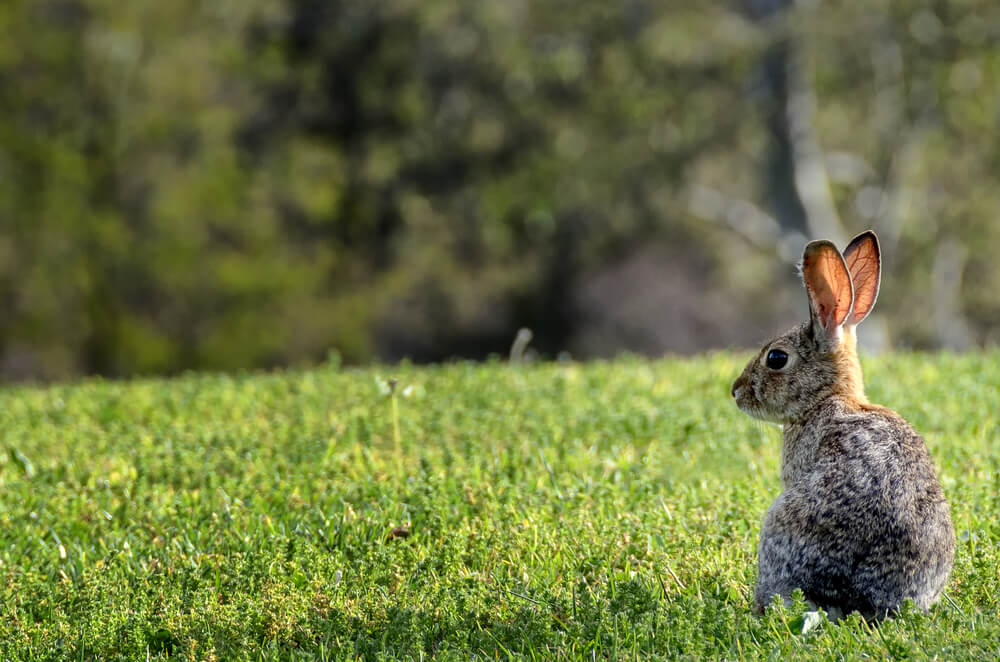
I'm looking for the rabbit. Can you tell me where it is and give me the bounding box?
[731,231,954,620]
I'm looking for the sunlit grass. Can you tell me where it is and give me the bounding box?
[0,352,997,660]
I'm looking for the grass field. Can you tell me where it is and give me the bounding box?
[0,353,998,660]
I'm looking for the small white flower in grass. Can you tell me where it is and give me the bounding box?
[377,376,418,398]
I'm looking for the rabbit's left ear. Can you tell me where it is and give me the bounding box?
[842,231,881,326]
[802,240,854,338]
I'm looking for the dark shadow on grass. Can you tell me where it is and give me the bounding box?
[283,576,752,659]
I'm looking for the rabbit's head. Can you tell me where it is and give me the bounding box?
[731,231,881,423]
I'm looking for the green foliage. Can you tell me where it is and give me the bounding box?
[2,1,1000,378]
[0,353,997,659]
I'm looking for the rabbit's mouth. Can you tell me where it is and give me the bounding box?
[738,401,784,424]
[733,385,783,424]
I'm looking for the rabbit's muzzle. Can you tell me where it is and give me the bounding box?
[731,378,741,399]
[731,374,747,402]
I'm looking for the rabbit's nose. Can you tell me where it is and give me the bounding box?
[731,376,745,399]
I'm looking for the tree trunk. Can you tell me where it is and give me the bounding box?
[746,0,847,246]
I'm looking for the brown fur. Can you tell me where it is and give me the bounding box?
[731,232,954,619]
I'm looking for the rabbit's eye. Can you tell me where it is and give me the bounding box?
[766,349,789,370]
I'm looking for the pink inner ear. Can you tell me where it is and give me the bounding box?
[803,242,854,332]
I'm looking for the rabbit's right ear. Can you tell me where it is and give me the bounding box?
[802,240,854,342]
[842,231,880,326]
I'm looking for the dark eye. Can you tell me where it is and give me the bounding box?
[766,349,789,370]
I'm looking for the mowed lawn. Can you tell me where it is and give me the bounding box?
[0,353,998,660]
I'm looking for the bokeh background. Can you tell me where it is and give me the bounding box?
[2,0,999,380]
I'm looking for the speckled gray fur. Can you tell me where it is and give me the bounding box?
[732,236,954,620]
[759,389,953,617]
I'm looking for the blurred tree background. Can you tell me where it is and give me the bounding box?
[1,0,999,380]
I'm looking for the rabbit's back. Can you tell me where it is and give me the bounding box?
[756,402,954,617]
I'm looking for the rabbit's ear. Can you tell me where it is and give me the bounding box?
[842,231,880,326]
[802,240,854,340]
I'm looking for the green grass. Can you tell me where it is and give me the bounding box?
[0,353,998,660]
